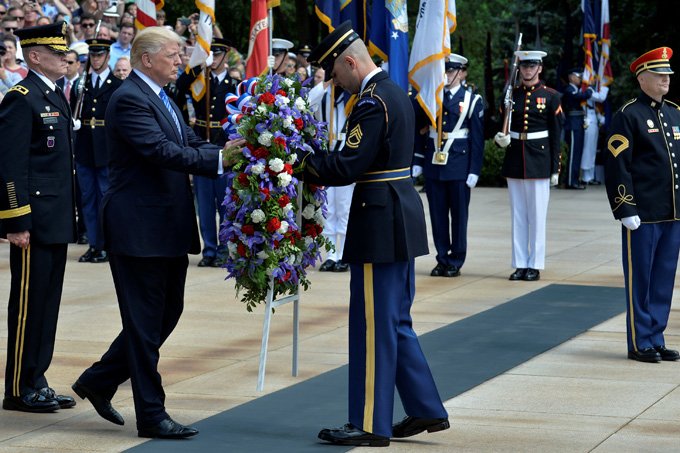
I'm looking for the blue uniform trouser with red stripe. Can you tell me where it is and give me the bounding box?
[622,222,680,352]
[348,260,447,437]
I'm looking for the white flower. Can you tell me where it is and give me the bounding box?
[278,96,290,105]
[304,236,314,247]
[258,132,273,147]
[269,158,284,173]
[251,162,265,175]
[313,209,325,225]
[256,250,268,260]
[295,97,307,112]
[287,153,297,164]
[282,203,293,215]
[288,88,296,97]
[282,116,292,128]
[277,220,289,234]
[283,78,294,87]
[278,172,292,187]
[302,204,315,220]
[257,104,268,113]
[251,209,266,223]
[227,242,238,258]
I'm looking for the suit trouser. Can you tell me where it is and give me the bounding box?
[507,178,550,270]
[5,243,67,397]
[194,174,228,258]
[425,179,470,268]
[76,162,109,249]
[581,109,599,182]
[622,222,680,352]
[565,125,585,186]
[77,254,187,427]
[323,184,354,261]
[348,261,447,437]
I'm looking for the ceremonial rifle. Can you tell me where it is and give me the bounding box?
[73,20,102,125]
[501,33,522,135]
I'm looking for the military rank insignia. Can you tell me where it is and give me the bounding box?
[536,97,546,111]
[346,124,362,148]
[673,126,680,140]
[47,136,55,148]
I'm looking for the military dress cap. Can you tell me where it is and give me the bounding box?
[15,21,69,53]
[298,44,312,57]
[307,20,360,81]
[272,38,294,55]
[210,37,231,53]
[630,47,674,76]
[85,38,114,54]
[515,50,547,64]
[446,53,468,71]
[103,5,120,18]
[568,67,584,77]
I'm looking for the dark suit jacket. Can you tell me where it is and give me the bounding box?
[103,70,221,257]
[0,71,77,244]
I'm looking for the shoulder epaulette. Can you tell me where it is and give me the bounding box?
[620,98,637,112]
[7,85,29,96]
[543,86,559,95]
[664,99,680,111]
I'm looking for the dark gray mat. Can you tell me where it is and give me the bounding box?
[128,284,623,452]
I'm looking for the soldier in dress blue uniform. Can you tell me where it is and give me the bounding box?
[605,47,680,363]
[561,68,592,189]
[305,21,449,448]
[413,53,485,277]
[0,22,77,413]
[70,38,122,264]
[494,50,564,282]
[176,38,237,267]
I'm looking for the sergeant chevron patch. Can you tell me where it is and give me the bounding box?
[608,134,629,157]
[346,124,363,148]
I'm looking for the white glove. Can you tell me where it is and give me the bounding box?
[621,215,641,230]
[584,116,592,129]
[466,173,479,188]
[267,55,275,69]
[73,119,81,131]
[205,51,214,67]
[411,165,423,178]
[494,132,511,148]
[550,173,559,186]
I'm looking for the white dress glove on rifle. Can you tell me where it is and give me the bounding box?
[73,119,81,131]
[621,215,641,230]
[550,173,559,186]
[466,173,479,188]
[267,55,275,69]
[411,165,423,178]
[205,51,214,67]
[494,132,511,148]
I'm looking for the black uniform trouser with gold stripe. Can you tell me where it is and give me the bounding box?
[348,260,447,437]
[5,243,67,397]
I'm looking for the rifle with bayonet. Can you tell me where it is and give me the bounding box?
[73,19,102,129]
[501,33,523,135]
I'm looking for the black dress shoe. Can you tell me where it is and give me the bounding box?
[2,392,59,413]
[392,416,450,438]
[655,346,680,361]
[319,259,336,272]
[197,256,215,267]
[444,265,460,277]
[318,423,389,447]
[138,417,199,439]
[567,184,586,190]
[587,180,602,185]
[90,249,108,263]
[628,348,661,363]
[523,268,540,281]
[77,233,89,245]
[38,387,76,409]
[333,261,349,272]
[431,263,446,277]
[78,247,95,263]
[509,268,527,281]
[72,380,124,425]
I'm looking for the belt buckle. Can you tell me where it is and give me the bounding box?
[520,132,527,140]
[90,118,96,128]
[432,151,449,166]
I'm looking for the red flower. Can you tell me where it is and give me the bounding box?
[283,163,293,175]
[294,117,304,130]
[305,223,318,238]
[241,224,255,235]
[237,242,247,257]
[237,173,249,186]
[276,89,287,97]
[266,218,281,233]
[274,136,286,148]
[231,193,239,202]
[260,92,276,105]
[253,147,270,159]
[278,195,290,207]
[246,143,256,152]
[281,270,292,282]
[260,187,270,201]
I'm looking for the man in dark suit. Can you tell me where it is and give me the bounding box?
[71,26,240,439]
[0,22,77,413]
[306,21,449,447]
[70,38,123,263]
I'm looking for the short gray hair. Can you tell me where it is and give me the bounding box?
[130,26,181,69]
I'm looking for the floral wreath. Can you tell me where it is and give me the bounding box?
[219,74,333,311]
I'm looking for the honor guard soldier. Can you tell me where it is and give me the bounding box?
[561,68,593,189]
[605,47,680,363]
[413,53,485,278]
[269,37,294,75]
[0,21,77,413]
[305,21,449,447]
[71,38,122,264]
[176,37,237,267]
[494,50,564,282]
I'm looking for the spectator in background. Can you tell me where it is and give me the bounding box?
[228,65,242,82]
[108,22,133,68]
[112,55,130,79]
[296,65,308,81]
[7,6,25,30]
[0,41,22,99]
[156,8,165,26]
[2,35,27,79]
[22,1,40,28]
[2,16,20,37]
[36,15,51,25]
[285,52,297,76]
[77,13,96,41]
[96,21,112,40]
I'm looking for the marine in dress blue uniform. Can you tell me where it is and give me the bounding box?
[0,22,77,413]
[561,68,592,189]
[175,38,237,267]
[604,47,680,363]
[413,54,484,277]
[305,21,449,447]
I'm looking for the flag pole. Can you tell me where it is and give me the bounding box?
[268,7,273,76]
[205,65,211,141]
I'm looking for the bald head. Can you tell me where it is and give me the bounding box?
[330,39,377,94]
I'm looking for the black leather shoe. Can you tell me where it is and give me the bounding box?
[197,256,215,267]
[138,417,199,439]
[77,233,89,245]
[318,423,389,447]
[587,180,602,185]
[523,268,540,281]
[392,416,450,438]
[2,392,59,413]
[78,247,95,263]
[333,261,349,272]
[509,268,527,281]
[431,263,446,277]
[444,265,460,277]
[628,348,661,363]
[655,346,680,361]
[90,249,108,263]
[72,380,124,425]
[319,259,336,272]
[38,387,75,409]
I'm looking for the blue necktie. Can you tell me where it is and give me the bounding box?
[159,89,183,139]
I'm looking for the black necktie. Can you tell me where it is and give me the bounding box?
[93,75,100,93]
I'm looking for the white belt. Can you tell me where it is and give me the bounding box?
[510,130,549,140]
[429,128,469,140]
